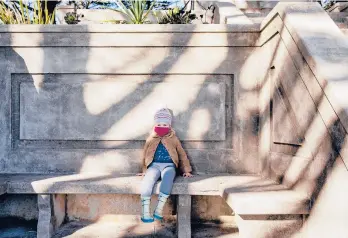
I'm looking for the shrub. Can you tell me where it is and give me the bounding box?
[64,12,79,24]
[159,7,196,24]
[112,0,155,24]
[0,0,55,24]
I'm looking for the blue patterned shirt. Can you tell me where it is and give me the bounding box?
[153,142,173,163]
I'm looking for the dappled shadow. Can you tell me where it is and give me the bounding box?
[3,3,348,237]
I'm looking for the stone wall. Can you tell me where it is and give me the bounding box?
[256,3,348,237]
[0,24,262,175]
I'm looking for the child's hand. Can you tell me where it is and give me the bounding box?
[136,173,145,177]
[183,172,193,178]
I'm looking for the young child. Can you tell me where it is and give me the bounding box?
[137,108,193,223]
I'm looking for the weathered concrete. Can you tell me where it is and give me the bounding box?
[19,76,226,141]
[223,188,310,215]
[0,32,261,47]
[37,195,53,238]
[0,24,261,33]
[4,174,270,195]
[67,194,175,222]
[191,195,234,222]
[52,219,239,238]
[177,195,191,238]
[67,194,234,223]
[52,195,66,231]
[0,26,261,174]
[0,194,38,221]
[210,0,253,24]
[256,3,348,238]
[236,214,303,238]
[6,149,239,174]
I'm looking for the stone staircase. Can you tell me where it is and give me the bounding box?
[236,1,348,36]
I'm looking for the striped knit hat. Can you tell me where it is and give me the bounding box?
[154,108,172,125]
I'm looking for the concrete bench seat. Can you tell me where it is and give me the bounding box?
[221,181,310,215]
[2,173,272,195]
[0,173,310,215]
[0,174,310,238]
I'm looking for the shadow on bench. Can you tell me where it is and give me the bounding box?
[0,174,310,238]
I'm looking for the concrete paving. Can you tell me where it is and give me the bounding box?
[52,219,239,238]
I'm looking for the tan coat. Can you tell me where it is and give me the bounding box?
[142,129,192,173]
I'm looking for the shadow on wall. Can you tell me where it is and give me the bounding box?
[4,23,243,236]
[255,7,348,238]
[8,23,259,176]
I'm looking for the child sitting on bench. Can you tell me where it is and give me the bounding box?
[137,107,193,223]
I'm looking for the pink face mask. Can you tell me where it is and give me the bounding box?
[154,126,170,137]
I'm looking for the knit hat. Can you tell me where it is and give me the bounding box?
[154,108,172,125]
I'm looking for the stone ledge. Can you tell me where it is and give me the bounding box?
[1,173,310,215]
[4,174,258,195]
[0,24,261,33]
[260,2,348,136]
[223,189,310,215]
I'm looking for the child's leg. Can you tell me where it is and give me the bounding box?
[154,165,176,220]
[141,165,161,197]
[159,166,176,195]
[140,165,161,223]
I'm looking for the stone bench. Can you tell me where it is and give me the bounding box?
[0,173,310,238]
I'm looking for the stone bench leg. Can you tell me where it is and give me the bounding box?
[235,214,304,238]
[37,194,66,238]
[177,195,191,238]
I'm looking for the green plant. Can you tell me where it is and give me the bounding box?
[0,0,55,24]
[159,7,196,24]
[323,0,335,10]
[64,12,79,24]
[112,0,155,24]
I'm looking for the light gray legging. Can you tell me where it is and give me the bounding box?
[141,162,176,197]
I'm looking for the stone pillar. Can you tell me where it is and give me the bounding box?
[177,195,191,238]
[37,195,53,238]
[37,194,67,238]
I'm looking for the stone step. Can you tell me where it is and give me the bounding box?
[326,2,348,12]
[328,12,348,22]
[52,220,239,238]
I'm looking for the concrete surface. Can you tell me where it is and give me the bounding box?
[0,194,38,221]
[0,2,348,238]
[0,25,261,175]
[3,174,276,195]
[37,195,54,238]
[257,2,348,237]
[19,76,226,141]
[177,195,191,238]
[52,219,239,238]
[0,216,239,237]
[236,214,303,238]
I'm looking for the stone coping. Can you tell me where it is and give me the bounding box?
[0,24,261,33]
[262,3,348,124]
[260,2,348,166]
[0,173,310,215]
